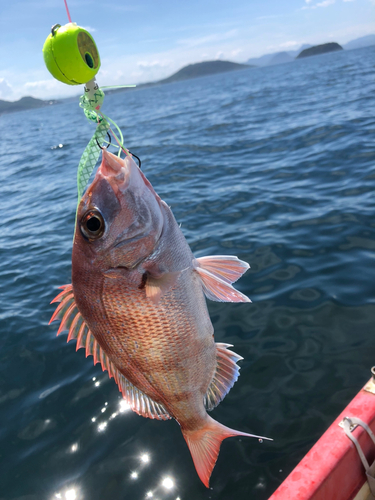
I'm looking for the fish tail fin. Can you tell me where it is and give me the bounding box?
[181,415,271,487]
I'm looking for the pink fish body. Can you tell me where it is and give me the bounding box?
[50,150,270,486]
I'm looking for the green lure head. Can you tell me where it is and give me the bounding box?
[43,22,100,85]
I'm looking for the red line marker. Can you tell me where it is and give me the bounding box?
[63,0,72,23]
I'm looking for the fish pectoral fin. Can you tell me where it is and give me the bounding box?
[145,271,180,304]
[205,343,243,410]
[194,255,250,283]
[103,269,123,279]
[193,257,251,303]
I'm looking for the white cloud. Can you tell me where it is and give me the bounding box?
[24,79,56,89]
[302,0,336,8]
[177,30,238,48]
[280,41,300,48]
[80,26,96,33]
[2,2,372,102]
[256,14,280,20]
[316,0,335,6]
[102,3,140,12]
[230,48,243,57]
[0,78,14,99]
[137,60,170,70]
[266,40,306,52]
[23,78,80,100]
[215,48,243,61]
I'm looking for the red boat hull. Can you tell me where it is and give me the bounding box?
[269,378,375,500]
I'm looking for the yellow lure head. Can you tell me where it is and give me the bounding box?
[43,23,100,85]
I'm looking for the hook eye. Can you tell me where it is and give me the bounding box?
[51,24,61,36]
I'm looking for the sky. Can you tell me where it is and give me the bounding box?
[0,0,374,100]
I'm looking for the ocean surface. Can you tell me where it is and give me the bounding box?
[0,46,374,500]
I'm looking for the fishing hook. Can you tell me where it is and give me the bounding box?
[96,132,112,149]
[95,134,142,169]
[128,151,142,169]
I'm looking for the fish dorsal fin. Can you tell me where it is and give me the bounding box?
[204,343,243,411]
[193,256,251,303]
[50,285,171,421]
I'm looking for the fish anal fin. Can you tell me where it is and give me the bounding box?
[195,256,249,284]
[114,367,171,420]
[204,343,244,411]
[182,415,271,488]
[193,264,251,303]
[145,271,179,304]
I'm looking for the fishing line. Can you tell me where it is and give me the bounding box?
[43,0,137,207]
[63,0,72,23]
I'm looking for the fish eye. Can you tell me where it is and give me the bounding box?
[80,209,105,240]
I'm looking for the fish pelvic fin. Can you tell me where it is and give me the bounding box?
[204,343,243,411]
[193,256,251,303]
[182,415,272,488]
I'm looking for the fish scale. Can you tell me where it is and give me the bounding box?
[99,273,215,413]
[50,149,271,487]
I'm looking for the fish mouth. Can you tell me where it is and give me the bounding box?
[96,149,164,259]
[99,149,130,189]
[99,149,162,203]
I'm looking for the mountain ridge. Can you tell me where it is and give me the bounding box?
[246,34,374,67]
[157,60,251,84]
[0,96,59,115]
[1,34,374,114]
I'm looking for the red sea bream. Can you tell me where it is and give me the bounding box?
[50,150,270,486]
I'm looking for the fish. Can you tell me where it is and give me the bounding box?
[50,150,271,487]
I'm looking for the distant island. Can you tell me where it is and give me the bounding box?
[245,33,374,67]
[1,34,374,114]
[157,60,251,84]
[267,51,294,66]
[297,42,343,59]
[246,44,312,66]
[0,60,252,114]
[0,96,58,115]
[344,34,375,50]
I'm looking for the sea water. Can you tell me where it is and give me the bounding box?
[0,46,374,500]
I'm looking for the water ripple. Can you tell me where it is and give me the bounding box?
[0,46,374,500]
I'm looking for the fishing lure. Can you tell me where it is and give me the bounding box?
[42,3,135,201]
